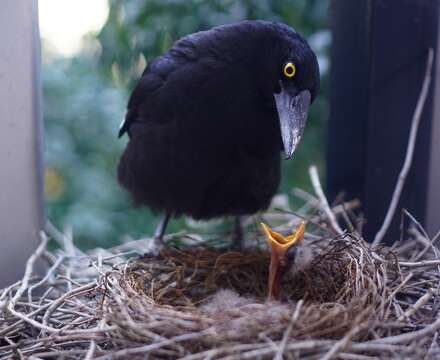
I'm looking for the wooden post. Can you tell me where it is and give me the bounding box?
[0,0,45,286]
[327,0,439,242]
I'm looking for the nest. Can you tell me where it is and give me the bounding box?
[1,190,440,359]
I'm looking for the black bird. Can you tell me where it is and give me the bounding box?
[118,20,320,246]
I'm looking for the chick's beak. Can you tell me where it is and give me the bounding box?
[274,87,311,159]
[261,222,305,301]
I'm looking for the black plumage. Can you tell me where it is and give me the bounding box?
[118,20,319,227]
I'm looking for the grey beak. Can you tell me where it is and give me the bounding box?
[274,88,311,159]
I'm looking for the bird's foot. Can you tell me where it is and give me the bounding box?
[261,222,305,301]
[151,236,166,257]
[137,236,166,260]
[142,212,171,257]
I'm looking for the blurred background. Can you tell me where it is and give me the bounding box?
[39,0,330,249]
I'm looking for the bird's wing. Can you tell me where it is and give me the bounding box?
[118,49,185,137]
[118,67,165,138]
[118,108,135,138]
[118,25,237,138]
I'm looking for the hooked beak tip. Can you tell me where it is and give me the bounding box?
[274,88,311,160]
[283,149,295,160]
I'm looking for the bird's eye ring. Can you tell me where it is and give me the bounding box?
[283,62,296,78]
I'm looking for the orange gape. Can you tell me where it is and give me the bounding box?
[261,222,305,301]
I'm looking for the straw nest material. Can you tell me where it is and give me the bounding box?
[1,189,440,359]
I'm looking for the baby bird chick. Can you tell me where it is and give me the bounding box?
[262,222,309,301]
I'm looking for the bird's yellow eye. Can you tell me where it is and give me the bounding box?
[283,62,296,78]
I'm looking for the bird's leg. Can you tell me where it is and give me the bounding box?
[231,216,244,250]
[154,212,171,240]
[261,222,305,301]
[151,212,171,255]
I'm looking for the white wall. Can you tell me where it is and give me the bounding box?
[0,0,45,286]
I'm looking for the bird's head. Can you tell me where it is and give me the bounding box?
[262,23,320,159]
[210,21,319,158]
[132,20,320,159]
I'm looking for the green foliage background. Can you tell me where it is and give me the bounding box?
[43,0,330,249]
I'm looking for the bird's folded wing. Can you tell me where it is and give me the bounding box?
[118,71,165,138]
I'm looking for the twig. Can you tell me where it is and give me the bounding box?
[384,273,413,305]
[6,233,48,308]
[368,313,440,345]
[397,288,435,321]
[27,255,64,304]
[403,209,440,278]
[41,282,97,335]
[84,340,96,360]
[274,300,303,360]
[321,324,362,360]
[94,330,212,360]
[373,48,434,245]
[398,260,440,268]
[424,332,438,360]
[309,165,344,235]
